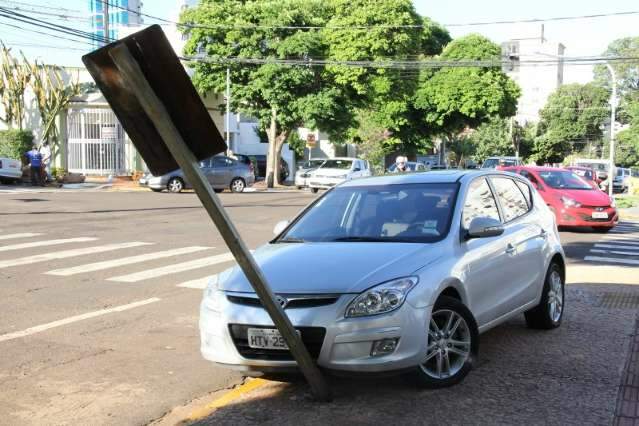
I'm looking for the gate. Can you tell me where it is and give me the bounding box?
[67,108,127,175]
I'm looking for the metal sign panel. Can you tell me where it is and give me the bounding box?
[81,24,226,176]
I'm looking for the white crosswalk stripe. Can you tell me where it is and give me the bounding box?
[598,236,639,244]
[108,252,234,283]
[584,256,639,266]
[46,246,211,276]
[0,233,43,241]
[0,237,97,253]
[594,243,639,250]
[590,249,639,256]
[0,242,152,269]
[176,276,213,289]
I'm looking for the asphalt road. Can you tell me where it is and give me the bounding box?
[0,188,637,425]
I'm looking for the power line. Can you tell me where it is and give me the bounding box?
[0,0,82,14]
[96,0,639,31]
[0,20,95,47]
[0,5,90,22]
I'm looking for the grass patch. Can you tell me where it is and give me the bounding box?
[616,195,639,209]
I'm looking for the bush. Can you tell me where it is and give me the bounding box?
[0,130,34,162]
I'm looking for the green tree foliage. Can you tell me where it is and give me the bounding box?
[182,0,357,186]
[533,83,610,164]
[414,34,521,138]
[593,37,639,96]
[613,98,639,167]
[0,43,30,130]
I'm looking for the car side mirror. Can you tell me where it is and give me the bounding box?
[273,220,290,235]
[466,217,504,240]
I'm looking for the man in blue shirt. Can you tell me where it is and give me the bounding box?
[25,145,43,186]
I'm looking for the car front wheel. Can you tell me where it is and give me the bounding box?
[411,296,479,388]
[524,262,564,329]
[167,177,184,193]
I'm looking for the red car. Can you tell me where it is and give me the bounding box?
[502,166,618,231]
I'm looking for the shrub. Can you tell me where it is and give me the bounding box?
[0,130,34,162]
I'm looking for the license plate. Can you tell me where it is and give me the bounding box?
[592,211,608,219]
[247,328,298,350]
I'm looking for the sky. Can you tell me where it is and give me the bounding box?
[1,0,637,84]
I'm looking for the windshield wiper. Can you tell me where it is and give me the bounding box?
[331,236,398,242]
[277,237,306,243]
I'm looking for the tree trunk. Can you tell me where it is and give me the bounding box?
[265,107,277,188]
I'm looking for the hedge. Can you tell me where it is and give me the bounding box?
[0,130,34,162]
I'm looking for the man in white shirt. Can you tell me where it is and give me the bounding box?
[39,141,52,183]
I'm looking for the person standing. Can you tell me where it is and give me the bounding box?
[39,141,52,183]
[25,144,43,186]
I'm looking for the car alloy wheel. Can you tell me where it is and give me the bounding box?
[421,309,471,379]
[524,262,564,329]
[167,177,183,193]
[410,296,478,388]
[230,178,245,193]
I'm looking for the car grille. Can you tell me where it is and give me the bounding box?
[228,324,326,361]
[227,294,339,309]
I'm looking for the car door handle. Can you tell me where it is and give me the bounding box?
[505,243,517,255]
[539,229,548,240]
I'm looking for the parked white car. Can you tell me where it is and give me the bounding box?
[200,170,565,387]
[294,159,326,189]
[307,157,371,193]
[0,157,23,183]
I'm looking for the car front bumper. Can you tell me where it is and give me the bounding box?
[308,177,346,189]
[554,205,618,227]
[200,291,432,374]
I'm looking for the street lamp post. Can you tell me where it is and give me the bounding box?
[605,63,617,197]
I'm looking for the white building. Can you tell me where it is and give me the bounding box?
[501,36,565,123]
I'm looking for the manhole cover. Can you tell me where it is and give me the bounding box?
[13,198,48,202]
[598,292,639,309]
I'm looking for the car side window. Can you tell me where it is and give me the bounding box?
[462,178,501,228]
[491,177,530,222]
[212,157,228,168]
[514,180,532,208]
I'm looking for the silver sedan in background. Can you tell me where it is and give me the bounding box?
[140,155,255,193]
[200,170,564,387]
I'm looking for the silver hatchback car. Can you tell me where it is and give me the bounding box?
[141,155,255,193]
[200,170,565,387]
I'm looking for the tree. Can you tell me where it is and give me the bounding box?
[532,83,610,164]
[182,0,358,187]
[413,34,521,154]
[593,37,639,96]
[0,43,30,130]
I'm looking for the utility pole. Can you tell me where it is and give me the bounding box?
[102,0,109,46]
[605,62,617,197]
[225,67,231,154]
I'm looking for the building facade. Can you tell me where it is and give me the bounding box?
[501,37,565,123]
[88,0,143,48]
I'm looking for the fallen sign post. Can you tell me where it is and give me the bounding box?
[82,25,331,402]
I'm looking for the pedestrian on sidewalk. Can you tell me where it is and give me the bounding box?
[39,141,52,183]
[25,144,43,186]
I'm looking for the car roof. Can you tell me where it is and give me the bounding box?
[485,156,518,160]
[339,170,520,187]
[505,165,571,172]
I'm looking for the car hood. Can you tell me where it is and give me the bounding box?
[312,168,351,177]
[218,242,443,294]
[555,188,611,206]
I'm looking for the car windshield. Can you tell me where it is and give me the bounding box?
[570,168,593,180]
[277,183,458,243]
[302,160,325,169]
[482,159,498,168]
[388,163,418,172]
[538,170,592,190]
[321,159,352,169]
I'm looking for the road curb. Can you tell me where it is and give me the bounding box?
[186,378,269,422]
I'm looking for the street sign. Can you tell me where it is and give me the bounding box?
[306,133,316,148]
[82,25,225,176]
[81,24,331,402]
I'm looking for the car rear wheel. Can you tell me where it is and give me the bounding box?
[410,296,478,388]
[230,178,245,193]
[167,177,184,193]
[524,263,564,329]
[310,188,319,194]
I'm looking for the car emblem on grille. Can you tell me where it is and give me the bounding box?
[596,207,604,211]
[275,295,288,308]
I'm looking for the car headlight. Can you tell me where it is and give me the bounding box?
[345,277,418,318]
[301,172,310,178]
[560,196,581,208]
[203,275,223,312]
